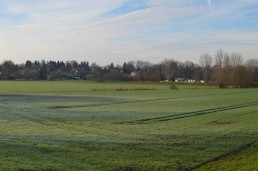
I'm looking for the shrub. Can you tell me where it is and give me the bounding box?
[169,84,178,90]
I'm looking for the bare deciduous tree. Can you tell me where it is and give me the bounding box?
[230,52,243,67]
[230,65,249,88]
[246,58,258,83]
[215,49,226,68]
[162,59,177,81]
[213,50,229,87]
[246,58,258,68]
[199,54,212,82]
[223,52,231,84]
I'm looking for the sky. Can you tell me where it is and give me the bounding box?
[0,0,258,65]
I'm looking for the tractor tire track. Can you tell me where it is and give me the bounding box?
[119,101,258,124]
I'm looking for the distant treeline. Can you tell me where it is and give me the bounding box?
[0,50,257,88]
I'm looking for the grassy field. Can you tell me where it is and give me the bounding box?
[0,81,257,170]
[196,141,258,171]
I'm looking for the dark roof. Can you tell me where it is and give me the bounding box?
[175,78,186,81]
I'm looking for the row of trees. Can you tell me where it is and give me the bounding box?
[198,50,258,87]
[0,50,257,87]
[0,60,91,80]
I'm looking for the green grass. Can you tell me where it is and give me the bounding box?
[196,142,258,171]
[0,81,257,170]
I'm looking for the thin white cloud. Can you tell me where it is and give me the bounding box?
[0,0,258,65]
[206,0,212,7]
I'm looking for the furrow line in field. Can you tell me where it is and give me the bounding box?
[189,140,258,171]
[120,101,258,124]
[133,102,257,121]
[156,101,258,122]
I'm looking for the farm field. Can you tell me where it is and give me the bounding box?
[0,81,257,170]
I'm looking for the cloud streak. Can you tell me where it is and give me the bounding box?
[206,0,212,7]
[0,0,258,65]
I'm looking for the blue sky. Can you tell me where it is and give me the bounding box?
[0,0,258,65]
